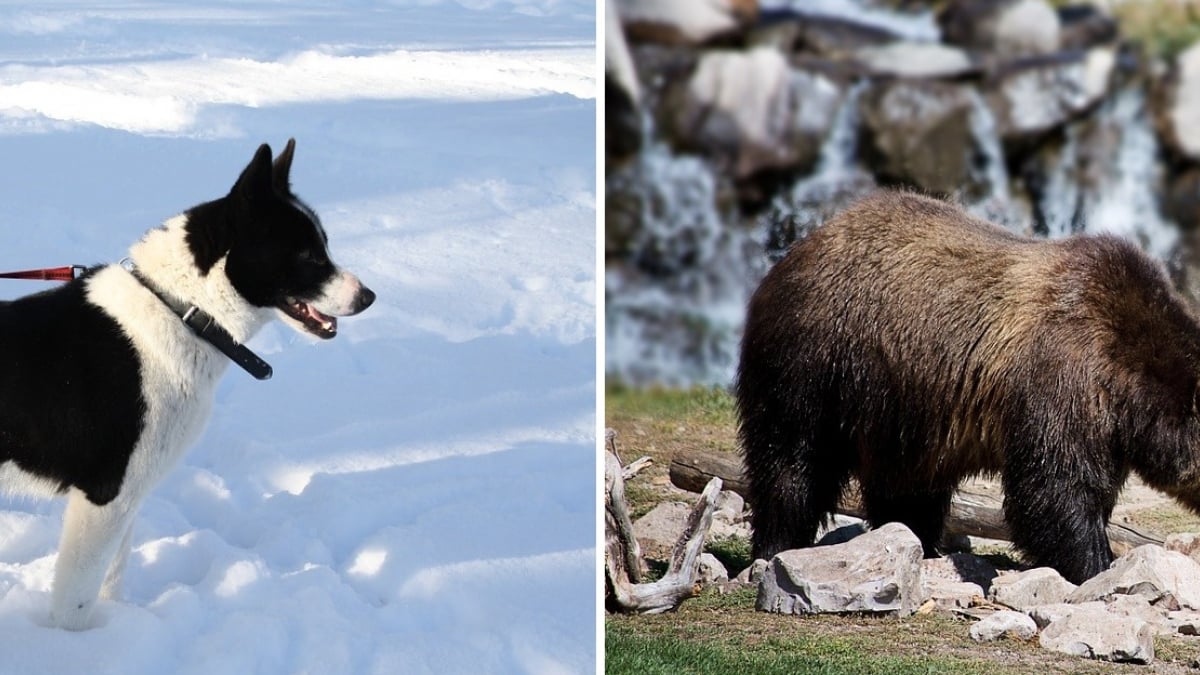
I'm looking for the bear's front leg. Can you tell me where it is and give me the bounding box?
[1003,458,1116,585]
[51,489,138,630]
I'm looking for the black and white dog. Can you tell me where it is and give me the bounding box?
[0,139,374,629]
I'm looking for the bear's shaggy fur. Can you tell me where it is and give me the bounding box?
[736,190,1200,584]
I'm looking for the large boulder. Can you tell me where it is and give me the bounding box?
[858,79,981,196]
[617,0,757,46]
[663,46,843,180]
[756,522,927,616]
[1068,544,1200,610]
[1039,604,1155,664]
[989,567,1077,611]
[632,501,692,562]
[1156,41,1200,162]
[938,0,1061,57]
[984,48,1115,149]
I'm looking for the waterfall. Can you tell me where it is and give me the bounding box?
[761,82,876,261]
[964,89,1029,230]
[605,86,874,386]
[606,141,763,386]
[1080,87,1178,258]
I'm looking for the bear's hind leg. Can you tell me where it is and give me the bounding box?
[743,432,852,561]
[859,482,954,557]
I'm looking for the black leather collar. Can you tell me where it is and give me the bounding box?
[128,267,273,380]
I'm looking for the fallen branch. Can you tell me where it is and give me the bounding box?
[669,448,1164,555]
[606,448,723,613]
[623,456,653,480]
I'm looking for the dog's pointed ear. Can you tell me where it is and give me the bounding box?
[231,143,274,205]
[273,138,296,193]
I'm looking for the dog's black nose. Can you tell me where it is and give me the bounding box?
[355,286,376,313]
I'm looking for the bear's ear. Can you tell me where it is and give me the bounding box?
[231,143,274,207]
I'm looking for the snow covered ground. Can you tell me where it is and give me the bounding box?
[0,2,596,673]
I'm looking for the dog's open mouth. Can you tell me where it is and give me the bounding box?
[279,298,337,339]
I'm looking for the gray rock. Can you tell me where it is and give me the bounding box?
[1027,601,1104,629]
[814,514,865,542]
[698,553,729,584]
[1039,605,1155,664]
[925,579,985,611]
[632,501,691,561]
[1165,532,1200,559]
[616,0,757,46]
[1104,594,1171,635]
[736,558,768,585]
[922,553,999,593]
[985,48,1115,146]
[757,522,927,616]
[710,491,748,540]
[815,523,867,547]
[921,554,995,610]
[713,490,745,523]
[709,519,752,541]
[969,610,1038,642]
[939,0,1061,57]
[1068,545,1200,610]
[858,79,981,196]
[989,567,1077,611]
[665,46,844,179]
[1155,42,1200,162]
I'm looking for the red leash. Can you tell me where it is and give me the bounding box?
[0,265,86,282]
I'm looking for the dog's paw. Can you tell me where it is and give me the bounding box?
[51,599,97,631]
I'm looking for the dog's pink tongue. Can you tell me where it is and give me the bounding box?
[304,304,336,332]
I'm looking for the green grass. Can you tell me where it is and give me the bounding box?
[705,534,753,577]
[606,381,736,428]
[605,383,741,518]
[607,627,876,675]
[607,616,1010,675]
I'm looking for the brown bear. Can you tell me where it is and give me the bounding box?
[735,190,1200,584]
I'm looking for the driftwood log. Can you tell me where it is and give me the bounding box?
[669,448,1164,556]
[606,448,723,613]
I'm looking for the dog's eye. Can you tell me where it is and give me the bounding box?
[299,250,329,266]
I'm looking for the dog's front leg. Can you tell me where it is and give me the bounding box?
[99,520,136,602]
[51,489,139,630]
